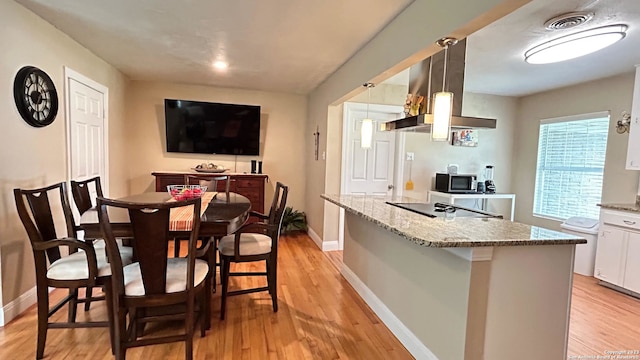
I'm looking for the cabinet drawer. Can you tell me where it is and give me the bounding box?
[235,178,263,189]
[601,210,640,231]
[240,190,261,203]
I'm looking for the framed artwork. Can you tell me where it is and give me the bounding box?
[451,130,478,147]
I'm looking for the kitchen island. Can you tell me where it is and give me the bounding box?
[322,194,586,360]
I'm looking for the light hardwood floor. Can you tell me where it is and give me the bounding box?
[326,250,640,359]
[0,233,413,360]
[3,234,639,359]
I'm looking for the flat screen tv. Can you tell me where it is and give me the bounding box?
[165,99,260,155]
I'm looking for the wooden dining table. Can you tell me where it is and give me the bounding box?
[79,191,252,239]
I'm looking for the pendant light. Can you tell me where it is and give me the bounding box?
[361,82,375,149]
[431,37,458,142]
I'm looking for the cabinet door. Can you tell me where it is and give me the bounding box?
[626,65,640,170]
[623,232,640,293]
[594,226,627,286]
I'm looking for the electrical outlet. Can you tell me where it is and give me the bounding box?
[406,152,415,161]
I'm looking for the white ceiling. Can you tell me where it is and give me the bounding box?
[464,0,640,96]
[16,0,640,97]
[15,0,413,94]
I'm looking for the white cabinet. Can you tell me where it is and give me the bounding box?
[623,232,640,293]
[594,209,640,293]
[626,65,640,170]
[594,225,626,286]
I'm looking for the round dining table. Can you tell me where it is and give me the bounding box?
[79,191,252,239]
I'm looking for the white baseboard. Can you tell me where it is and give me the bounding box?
[307,227,340,252]
[307,227,323,250]
[322,240,339,251]
[1,286,37,326]
[340,264,438,360]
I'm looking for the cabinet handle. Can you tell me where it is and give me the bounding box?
[623,220,637,225]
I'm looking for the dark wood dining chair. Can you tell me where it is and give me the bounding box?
[14,182,133,359]
[218,182,288,320]
[175,174,231,292]
[97,196,211,360]
[185,174,231,199]
[70,176,103,310]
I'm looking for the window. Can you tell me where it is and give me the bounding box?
[533,112,609,220]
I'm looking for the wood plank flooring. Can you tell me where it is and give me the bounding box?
[326,250,640,359]
[3,234,640,359]
[0,233,413,360]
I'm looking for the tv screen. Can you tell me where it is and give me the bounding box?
[165,99,260,155]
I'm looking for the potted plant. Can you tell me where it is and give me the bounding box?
[280,207,307,234]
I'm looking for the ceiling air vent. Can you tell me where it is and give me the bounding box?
[544,12,594,30]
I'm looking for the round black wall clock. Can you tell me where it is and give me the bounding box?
[13,66,59,127]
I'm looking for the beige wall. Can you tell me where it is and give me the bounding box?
[323,84,407,242]
[125,81,307,212]
[404,92,518,218]
[0,1,129,305]
[306,0,530,239]
[512,72,638,230]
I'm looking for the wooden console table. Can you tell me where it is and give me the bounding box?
[152,171,268,215]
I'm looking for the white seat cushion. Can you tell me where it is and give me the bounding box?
[122,258,209,296]
[218,233,272,256]
[47,246,134,281]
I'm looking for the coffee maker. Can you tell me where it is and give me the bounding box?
[484,165,496,193]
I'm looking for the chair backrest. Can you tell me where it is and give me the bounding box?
[70,177,104,216]
[185,174,230,197]
[269,182,289,241]
[97,196,202,296]
[14,182,77,265]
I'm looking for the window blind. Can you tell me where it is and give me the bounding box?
[533,115,609,220]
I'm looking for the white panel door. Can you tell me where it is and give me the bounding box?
[594,225,627,286]
[69,78,105,203]
[343,103,401,195]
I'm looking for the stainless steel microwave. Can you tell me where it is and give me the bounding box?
[435,173,477,193]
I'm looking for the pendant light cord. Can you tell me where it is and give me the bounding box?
[442,44,448,92]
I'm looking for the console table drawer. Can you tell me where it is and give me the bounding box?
[236,178,263,189]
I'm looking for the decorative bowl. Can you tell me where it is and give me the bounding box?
[167,185,207,200]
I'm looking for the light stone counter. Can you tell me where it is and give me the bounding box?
[599,202,640,213]
[322,194,586,247]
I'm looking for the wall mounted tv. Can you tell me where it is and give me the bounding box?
[165,99,261,155]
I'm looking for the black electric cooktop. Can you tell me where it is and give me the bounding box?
[385,202,503,219]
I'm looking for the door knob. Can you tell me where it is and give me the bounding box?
[388,185,394,190]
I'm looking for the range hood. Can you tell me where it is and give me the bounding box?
[381,39,496,132]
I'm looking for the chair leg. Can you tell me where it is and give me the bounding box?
[210,239,218,293]
[36,285,49,360]
[84,286,93,311]
[268,257,278,313]
[220,257,230,320]
[68,288,78,323]
[185,296,194,360]
[203,270,212,332]
[104,281,116,355]
[115,309,128,360]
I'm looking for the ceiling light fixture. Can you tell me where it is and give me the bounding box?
[432,37,457,142]
[524,24,627,64]
[213,60,229,70]
[361,83,375,149]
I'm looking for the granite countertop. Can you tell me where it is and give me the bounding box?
[598,202,640,213]
[322,194,586,248]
